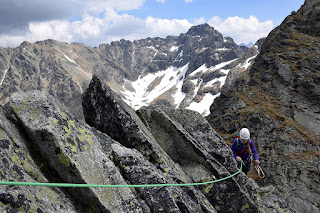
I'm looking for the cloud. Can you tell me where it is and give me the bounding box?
[193,17,206,25]
[0,0,146,35]
[0,8,193,48]
[28,20,73,42]
[145,17,192,38]
[0,0,75,34]
[0,35,28,48]
[0,2,273,48]
[0,20,74,47]
[155,0,166,3]
[184,0,193,2]
[208,16,273,44]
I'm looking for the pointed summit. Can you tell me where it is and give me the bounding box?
[186,23,219,37]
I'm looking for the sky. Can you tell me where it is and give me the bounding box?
[0,0,305,48]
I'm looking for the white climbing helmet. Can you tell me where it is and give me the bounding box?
[240,128,250,140]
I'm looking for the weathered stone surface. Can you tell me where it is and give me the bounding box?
[0,75,294,212]
[207,0,320,212]
[5,90,145,212]
[82,75,290,212]
[112,143,208,213]
[222,42,260,93]
[0,106,77,212]
[137,106,262,212]
[82,75,217,212]
[138,105,293,213]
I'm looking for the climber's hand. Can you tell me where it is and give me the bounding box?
[236,156,242,162]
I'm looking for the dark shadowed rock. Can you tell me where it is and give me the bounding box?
[207,0,320,212]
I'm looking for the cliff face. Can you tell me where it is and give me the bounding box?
[207,0,320,212]
[0,76,291,212]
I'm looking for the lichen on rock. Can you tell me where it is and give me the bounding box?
[5,90,145,212]
[82,75,287,212]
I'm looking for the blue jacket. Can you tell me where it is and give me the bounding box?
[231,138,259,163]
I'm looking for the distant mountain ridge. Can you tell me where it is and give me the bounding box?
[0,23,261,119]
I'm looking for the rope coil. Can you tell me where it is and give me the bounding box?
[254,162,265,179]
[0,161,244,188]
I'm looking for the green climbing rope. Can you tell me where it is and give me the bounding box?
[0,161,244,188]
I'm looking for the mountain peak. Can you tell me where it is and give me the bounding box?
[186,23,216,37]
[0,23,256,118]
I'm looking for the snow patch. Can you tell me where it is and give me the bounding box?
[204,71,229,88]
[190,79,198,85]
[0,69,8,86]
[121,63,189,109]
[190,64,208,76]
[146,46,156,51]
[172,81,186,107]
[187,92,221,116]
[173,50,184,62]
[190,59,237,77]
[220,69,230,75]
[211,58,237,71]
[170,46,179,52]
[191,79,203,100]
[64,55,77,65]
[153,49,158,58]
[216,47,230,51]
[240,55,257,69]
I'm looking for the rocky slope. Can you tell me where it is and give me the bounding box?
[0,24,260,119]
[0,76,291,212]
[207,0,320,212]
[1,0,318,211]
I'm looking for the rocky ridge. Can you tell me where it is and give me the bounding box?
[0,24,260,119]
[0,76,290,212]
[207,0,320,212]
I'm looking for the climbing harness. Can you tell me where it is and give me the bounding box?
[0,161,244,188]
[254,162,265,179]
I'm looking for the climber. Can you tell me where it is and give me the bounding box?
[231,128,260,175]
